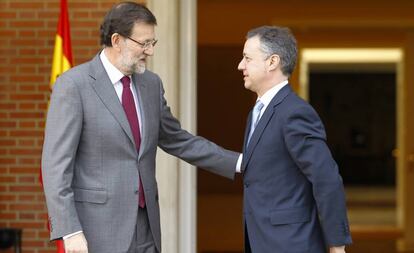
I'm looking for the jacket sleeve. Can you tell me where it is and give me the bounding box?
[41,74,83,240]
[283,105,352,246]
[155,77,239,179]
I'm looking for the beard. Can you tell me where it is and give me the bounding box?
[120,50,146,74]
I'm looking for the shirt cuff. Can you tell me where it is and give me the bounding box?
[236,154,243,173]
[63,231,83,240]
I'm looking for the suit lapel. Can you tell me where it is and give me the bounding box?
[88,54,135,147]
[242,85,292,171]
[132,72,148,159]
[242,111,253,155]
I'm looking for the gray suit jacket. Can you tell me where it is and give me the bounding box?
[41,53,239,253]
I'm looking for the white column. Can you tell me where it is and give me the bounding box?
[178,0,197,252]
[146,0,197,252]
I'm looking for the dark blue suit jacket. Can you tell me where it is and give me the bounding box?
[242,85,352,253]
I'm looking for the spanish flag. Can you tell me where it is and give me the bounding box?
[50,0,73,86]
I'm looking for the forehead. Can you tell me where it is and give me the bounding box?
[130,22,155,39]
[243,36,262,55]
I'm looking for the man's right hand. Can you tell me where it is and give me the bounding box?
[63,232,88,253]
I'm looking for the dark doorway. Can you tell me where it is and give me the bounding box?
[309,65,396,186]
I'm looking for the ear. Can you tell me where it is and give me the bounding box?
[267,54,280,71]
[111,33,122,51]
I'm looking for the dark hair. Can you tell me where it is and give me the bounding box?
[247,26,297,77]
[100,2,157,47]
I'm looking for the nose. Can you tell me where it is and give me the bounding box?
[144,45,154,56]
[238,58,245,71]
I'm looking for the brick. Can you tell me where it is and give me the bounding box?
[19,103,36,110]
[0,121,16,128]
[12,166,39,174]
[0,12,16,18]
[20,85,37,91]
[39,250,57,253]
[0,158,16,164]
[0,84,17,92]
[0,176,16,183]
[91,11,108,19]
[9,185,43,193]
[0,66,16,74]
[18,139,36,146]
[0,212,17,219]
[72,20,98,28]
[38,121,46,129]
[10,2,45,9]
[38,231,50,238]
[0,103,16,110]
[10,112,44,119]
[18,158,39,165]
[0,48,17,55]
[37,213,48,220]
[46,2,60,9]
[10,21,44,28]
[19,121,36,128]
[0,204,8,211]
[73,11,90,19]
[19,194,36,201]
[70,2,99,9]
[9,94,44,100]
[38,11,58,19]
[23,230,37,238]
[10,57,45,64]
[22,240,46,248]
[10,149,41,156]
[0,139,16,146]
[72,30,90,37]
[18,66,36,72]
[18,12,37,19]
[18,31,36,37]
[10,130,44,137]
[0,30,16,37]
[38,30,55,37]
[19,176,36,183]
[0,195,16,201]
[19,213,36,220]
[12,76,45,83]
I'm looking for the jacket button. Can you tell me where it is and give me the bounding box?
[135,190,139,194]
[244,183,249,188]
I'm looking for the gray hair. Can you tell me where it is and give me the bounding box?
[247,26,297,76]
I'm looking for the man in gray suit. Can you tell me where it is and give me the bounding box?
[41,2,239,253]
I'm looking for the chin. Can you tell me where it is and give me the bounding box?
[137,66,146,74]
[244,82,251,90]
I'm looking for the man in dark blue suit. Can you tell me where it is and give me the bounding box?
[238,26,352,253]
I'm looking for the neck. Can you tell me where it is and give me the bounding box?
[103,47,129,76]
[257,75,288,97]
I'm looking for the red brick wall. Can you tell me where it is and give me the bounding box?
[0,1,144,252]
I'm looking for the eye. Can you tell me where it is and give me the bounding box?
[244,56,251,62]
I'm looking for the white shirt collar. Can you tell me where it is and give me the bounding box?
[257,80,289,108]
[100,49,128,85]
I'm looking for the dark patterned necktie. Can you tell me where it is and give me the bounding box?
[121,76,145,208]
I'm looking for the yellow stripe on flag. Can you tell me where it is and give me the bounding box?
[50,35,72,87]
